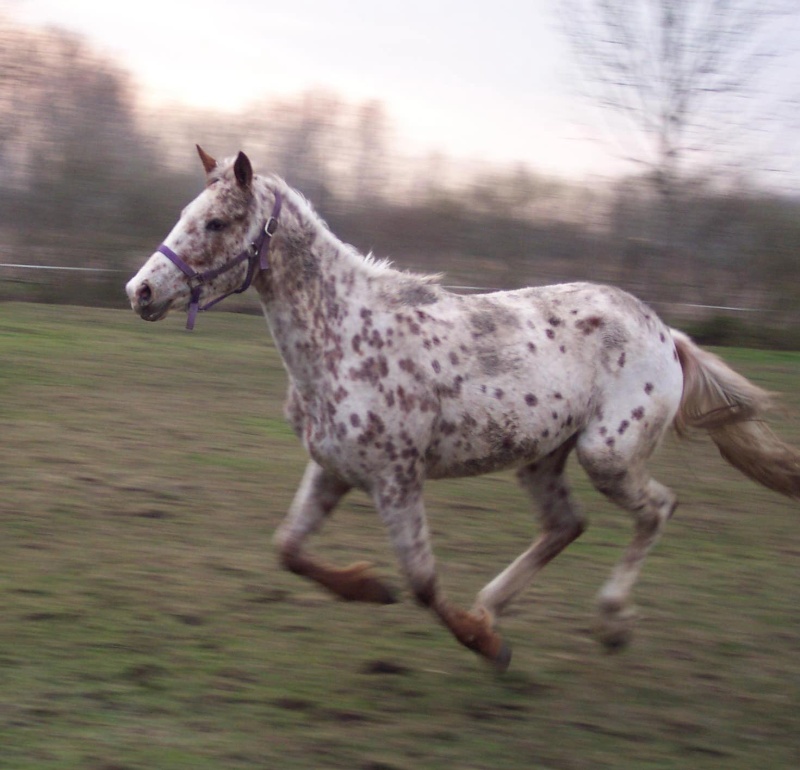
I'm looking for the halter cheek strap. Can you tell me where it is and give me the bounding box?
[157,191,282,330]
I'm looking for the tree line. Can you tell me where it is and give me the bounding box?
[1,17,798,347]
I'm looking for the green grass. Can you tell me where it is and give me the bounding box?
[1,303,799,769]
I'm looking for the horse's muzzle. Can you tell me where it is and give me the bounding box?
[138,300,172,322]
[127,278,171,322]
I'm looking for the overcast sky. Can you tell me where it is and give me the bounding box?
[7,0,800,185]
[8,0,626,177]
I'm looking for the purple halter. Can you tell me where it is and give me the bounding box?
[157,191,282,330]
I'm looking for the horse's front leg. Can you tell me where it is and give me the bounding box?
[274,461,397,603]
[374,472,511,671]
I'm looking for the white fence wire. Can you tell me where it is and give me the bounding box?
[0,263,768,314]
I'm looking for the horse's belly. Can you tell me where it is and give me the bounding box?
[424,403,583,480]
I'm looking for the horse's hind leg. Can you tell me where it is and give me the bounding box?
[475,438,587,624]
[274,461,397,604]
[577,444,677,650]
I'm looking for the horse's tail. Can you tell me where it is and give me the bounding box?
[671,329,800,499]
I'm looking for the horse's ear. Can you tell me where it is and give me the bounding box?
[196,145,217,175]
[233,151,253,189]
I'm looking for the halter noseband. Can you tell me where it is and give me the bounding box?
[157,191,282,330]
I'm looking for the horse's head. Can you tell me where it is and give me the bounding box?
[126,147,276,327]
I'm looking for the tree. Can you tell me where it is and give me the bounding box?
[0,18,162,237]
[348,100,390,202]
[560,0,797,201]
[559,0,799,303]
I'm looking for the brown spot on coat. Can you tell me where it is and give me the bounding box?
[396,386,415,413]
[576,315,604,334]
[399,358,416,374]
[439,420,457,436]
[356,411,386,446]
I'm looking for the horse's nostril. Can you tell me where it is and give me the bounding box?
[137,282,152,306]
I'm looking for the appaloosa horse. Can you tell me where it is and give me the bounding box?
[126,147,800,670]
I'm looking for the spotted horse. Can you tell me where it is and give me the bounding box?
[127,148,800,670]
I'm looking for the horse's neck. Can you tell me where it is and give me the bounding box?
[254,183,377,390]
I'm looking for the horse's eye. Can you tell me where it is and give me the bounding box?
[206,219,227,232]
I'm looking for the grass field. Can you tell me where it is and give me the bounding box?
[1,302,799,769]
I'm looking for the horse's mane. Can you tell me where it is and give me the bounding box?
[208,155,439,286]
[265,173,442,287]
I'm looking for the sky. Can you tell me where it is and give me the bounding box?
[6,0,800,185]
[7,0,623,178]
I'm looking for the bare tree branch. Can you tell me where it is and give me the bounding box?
[560,0,798,193]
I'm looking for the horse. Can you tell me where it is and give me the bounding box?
[126,147,800,670]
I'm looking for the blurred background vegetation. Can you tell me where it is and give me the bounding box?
[1,12,798,348]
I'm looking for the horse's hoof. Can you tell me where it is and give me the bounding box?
[598,629,631,653]
[369,581,399,605]
[476,612,511,671]
[595,597,636,652]
[491,639,513,673]
[341,562,398,604]
[595,614,635,653]
[349,577,398,604]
